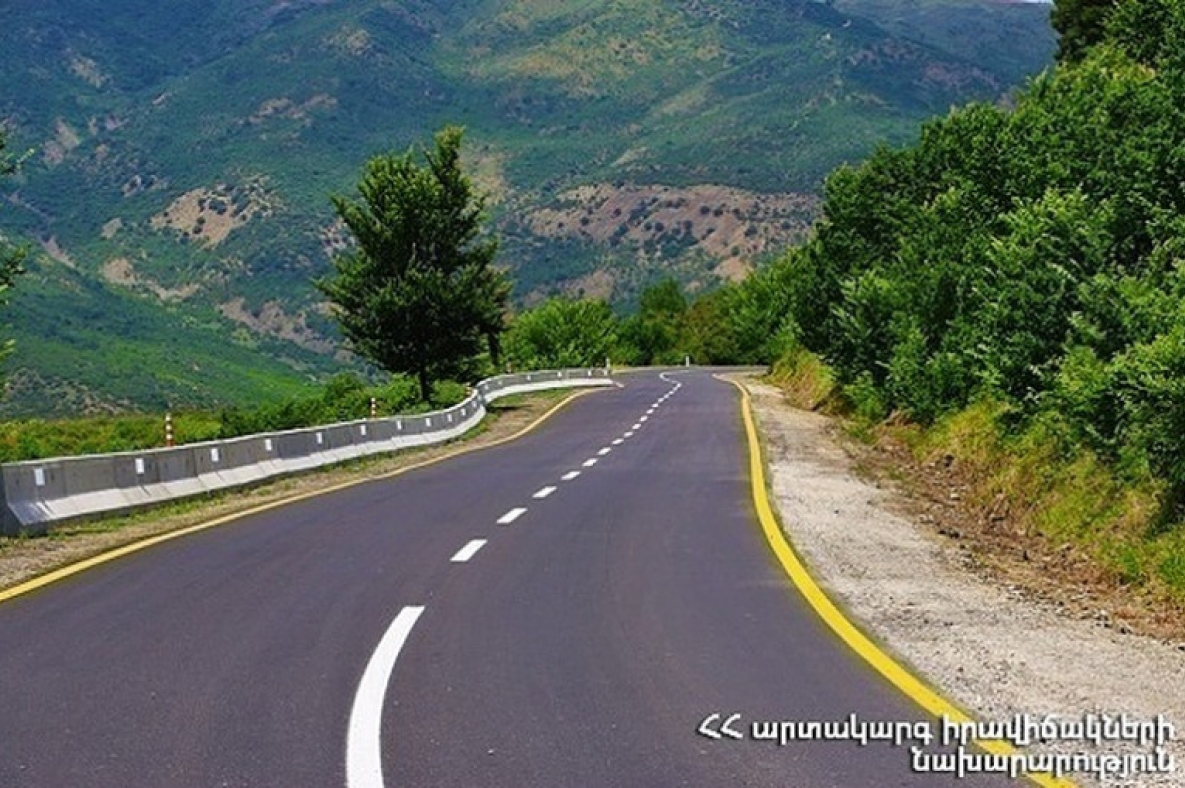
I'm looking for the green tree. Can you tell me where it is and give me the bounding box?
[317,127,510,401]
[1051,0,1119,62]
[1106,0,1185,71]
[505,297,617,369]
[618,278,687,365]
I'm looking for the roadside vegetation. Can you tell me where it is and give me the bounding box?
[6,0,1182,614]
[493,0,1185,609]
[0,373,467,463]
[714,0,1185,606]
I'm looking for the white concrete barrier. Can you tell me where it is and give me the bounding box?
[0,369,613,534]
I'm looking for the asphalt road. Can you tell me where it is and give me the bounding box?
[0,371,1014,787]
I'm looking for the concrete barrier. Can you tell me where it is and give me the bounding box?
[0,368,613,535]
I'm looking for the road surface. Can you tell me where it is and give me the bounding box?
[0,371,1012,787]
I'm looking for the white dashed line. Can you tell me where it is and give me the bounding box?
[533,486,557,499]
[632,423,642,430]
[497,507,528,525]
[561,471,581,481]
[347,605,424,788]
[624,431,635,438]
[612,438,624,446]
[450,540,488,563]
[582,458,598,468]
[640,416,649,423]
[597,447,612,456]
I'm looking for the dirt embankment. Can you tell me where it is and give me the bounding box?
[742,376,1185,787]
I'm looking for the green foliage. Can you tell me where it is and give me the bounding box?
[1105,0,1185,72]
[317,127,510,402]
[0,130,25,369]
[0,371,467,461]
[216,372,461,438]
[0,411,222,463]
[732,0,1185,544]
[505,297,617,370]
[1052,0,1119,62]
[617,279,689,365]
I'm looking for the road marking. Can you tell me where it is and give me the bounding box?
[612,438,624,446]
[631,423,641,430]
[582,458,598,467]
[640,416,649,423]
[561,471,581,481]
[624,431,634,438]
[450,539,488,563]
[597,447,612,456]
[725,377,1074,788]
[533,486,557,499]
[347,605,425,788]
[0,389,606,607]
[497,507,527,525]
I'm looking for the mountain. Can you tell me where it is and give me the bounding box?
[0,0,1056,416]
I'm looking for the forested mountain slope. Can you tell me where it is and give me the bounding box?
[0,0,1054,414]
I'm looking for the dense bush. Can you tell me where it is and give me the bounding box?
[504,297,618,370]
[217,373,462,438]
[723,0,1185,503]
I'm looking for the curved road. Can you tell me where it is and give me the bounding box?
[0,371,1012,787]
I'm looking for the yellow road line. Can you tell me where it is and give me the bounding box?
[725,376,1075,788]
[0,389,599,606]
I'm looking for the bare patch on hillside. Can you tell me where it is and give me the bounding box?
[921,61,998,92]
[464,146,510,206]
[249,94,337,126]
[219,297,334,353]
[100,218,123,240]
[42,120,82,167]
[40,237,76,269]
[100,257,200,302]
[121,174,168,198]
[528,183,817,270]
[68,53,110,89]
[319,219,351,260]
[562,269,616,301]
[714,256,751,282]
[151,180,273,247]
[848,41,999,93]
[325,25,373,56]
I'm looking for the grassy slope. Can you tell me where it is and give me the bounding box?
[0,0,1055,415]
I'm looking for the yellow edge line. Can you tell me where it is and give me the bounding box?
[0,388,601,606]
[724,376,1076,788]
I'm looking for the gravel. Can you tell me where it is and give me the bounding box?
[744,378,1185,787]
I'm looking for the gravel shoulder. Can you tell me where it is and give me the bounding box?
[740,375,1185,787]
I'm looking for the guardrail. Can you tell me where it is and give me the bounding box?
[0,368,614,535]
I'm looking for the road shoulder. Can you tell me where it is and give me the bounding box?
[740,375,1185,788]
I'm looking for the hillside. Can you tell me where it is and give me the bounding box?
[0,0,1055,415]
